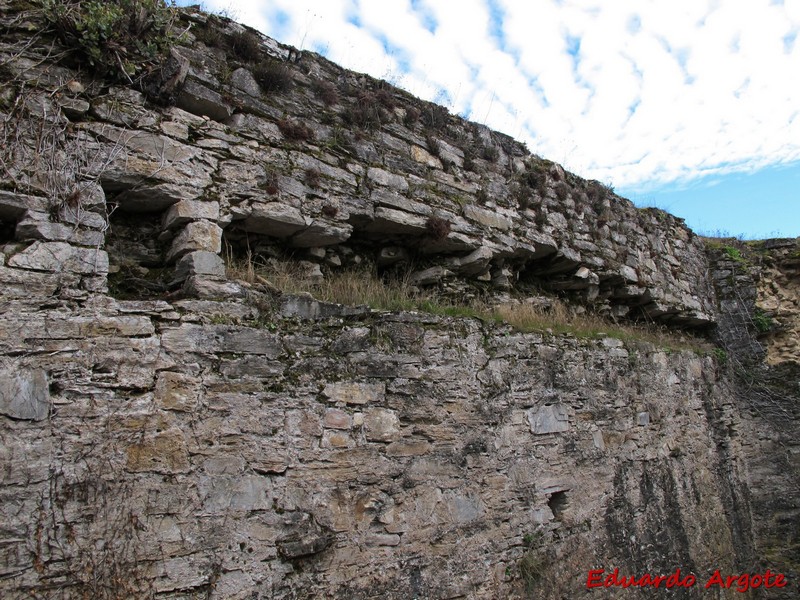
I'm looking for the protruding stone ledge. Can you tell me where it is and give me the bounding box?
[8,241,109,274]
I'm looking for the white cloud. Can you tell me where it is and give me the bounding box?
[187,0,800,191]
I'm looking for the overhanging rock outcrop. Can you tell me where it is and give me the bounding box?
[1,3,796,599]
[0,3,715,327]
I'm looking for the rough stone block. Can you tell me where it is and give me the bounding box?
[463,204,513,231]
[243,202,307,237]
[173,250,226,282]
[452,246,494,276]
[366,207,427,235]
[410,144,442,168]
[125,430,190,473]
[162,323,283,357]
[290,220,353,247]
[409,266,453,286]
[323,382,385,405]
[377,246,410,267]
[277,533,331,560]
[155,371,200,412]
[437,139,464,167]
[59,96,90,119]
[16,213,105,247]
[385,440,431,456]
[182,275,244,299]
[321,430,355,448]
[367,166,408,191]
[364,408,401,442]
[0,191,49,220]
[279,295,370,320]
[219,356,284,378]
[8,241,109,274]
[365,533,401,546]
[230,67,261,96]
[57,204,108,230]
[166,220,222,264]
[176,79,233,122]
[81,122,215,211]
[153,555,211,593]
[0,264,80,299]
[197,475,271,514]
[528,404,570,434]
[163,199,220,230]
[0,368,49,421]
[323,408,352,430]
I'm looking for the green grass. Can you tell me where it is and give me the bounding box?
[752,309,773,333]
[723,246,745,262]
[41,0,180,81]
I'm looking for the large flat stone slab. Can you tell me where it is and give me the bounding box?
[0,368,49,421]
[242,202,307,237]
[8,241,109,274]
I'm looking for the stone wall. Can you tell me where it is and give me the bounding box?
[707,239,800,590]
[0,3,715,327]
[0,3,797,599]
[0,293,754,599]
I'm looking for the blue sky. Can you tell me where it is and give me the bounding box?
[181,0,800,238]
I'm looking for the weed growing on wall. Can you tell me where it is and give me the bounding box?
[40,0,181,81]
[252,60,292,93]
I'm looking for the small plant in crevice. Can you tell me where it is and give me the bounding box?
[40,0,180,81]
[229,29,262,61]
[252,59,292,93]
[304,168,321,189]
[261,169,280,195]
[722,245,745,263]
[586,180,611,204]
[403,106,420,127]
[481,144,499,162]
[475,187,489,205]
[374,87,396,110]
[426,215,451,241]
[513,183,533,210]
[323,126,355,156]
[321,204,338,218]
[462,148,476,172]
[711,347,728,364]
[752,309,773,333]
[421,103,449,130]
[518,530,545,592]
[192,21,224,48]
[425,134,441,157]
[524,164,548,189]
[597,207,613,228]
[548,163,563,181]
[313,80,339,106]
[342,91,387,131]
[554,181,569,201]
[277,118,314,142]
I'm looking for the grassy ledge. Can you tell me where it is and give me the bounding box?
[225,252,712,353]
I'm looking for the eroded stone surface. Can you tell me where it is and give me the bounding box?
[0,368,49,421]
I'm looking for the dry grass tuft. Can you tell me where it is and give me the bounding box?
[278,118,314,142]
[224,252,709,352]
[494,300,711,351]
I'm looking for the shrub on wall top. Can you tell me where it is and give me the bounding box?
[40,0,179,81]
